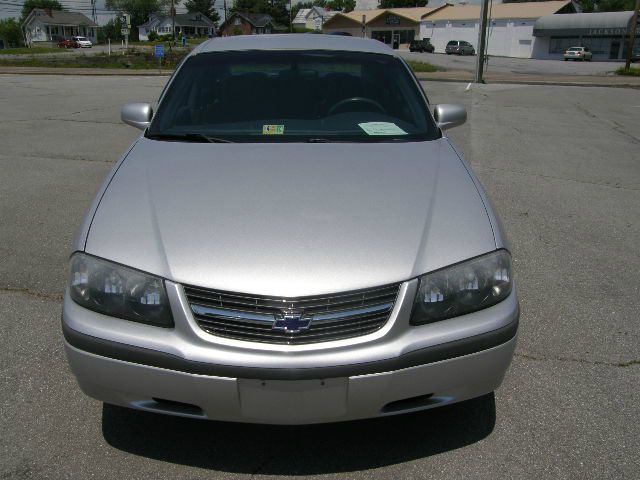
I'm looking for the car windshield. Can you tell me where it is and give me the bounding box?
[147,50,437,143]
[568,47,582,51]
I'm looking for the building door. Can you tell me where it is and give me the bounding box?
[609,40,620,59]
[392,33,400,50]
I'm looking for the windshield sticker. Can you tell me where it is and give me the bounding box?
[262,124,285,135]
[358,122,407,136]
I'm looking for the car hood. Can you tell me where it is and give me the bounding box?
[85,138,495,297]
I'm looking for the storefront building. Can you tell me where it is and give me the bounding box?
[420,1,575,58]
[322,6,447,48]
[532,11,639,60]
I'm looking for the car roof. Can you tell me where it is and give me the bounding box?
[192,34,395,57]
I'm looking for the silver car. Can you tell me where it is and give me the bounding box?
[563,46,592,61]
[63,34,518,425]
[445,40,475,56]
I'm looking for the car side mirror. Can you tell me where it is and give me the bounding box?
[121,102,153,130]
[434,104,467,131]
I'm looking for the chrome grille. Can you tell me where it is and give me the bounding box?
[183,282,401,345]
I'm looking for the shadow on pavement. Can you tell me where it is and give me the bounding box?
[102,393,496,475]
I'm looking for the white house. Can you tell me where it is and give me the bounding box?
[292,7,338,31]
[22,8,98,45]
[138,12,216,41]
[420,1,576,58]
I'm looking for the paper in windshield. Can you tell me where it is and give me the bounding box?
[358,122,407,136]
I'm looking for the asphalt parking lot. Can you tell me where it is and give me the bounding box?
[400,51,624,76]
[1,75,639,479]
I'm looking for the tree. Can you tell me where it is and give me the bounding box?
[105,0,173,36]
[588,0,636,11]
[0,18,23,47]
[97,17,123,42]
[231,0,291,27]
[20,0,64,21]
[503,0,635,10]
[292,0,354,15]
[184,0,220,26]
[378,0,426,7]
[329,0,355,11]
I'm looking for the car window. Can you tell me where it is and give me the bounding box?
[148,50,438,143]
[447,41,457,46]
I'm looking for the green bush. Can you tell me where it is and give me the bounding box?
[147,31,158,41]
[406,61,439,73]
[0,18,23,48]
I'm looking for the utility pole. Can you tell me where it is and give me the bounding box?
[91,0,97,24]
[223,0,227,23]
[625,0,640,70]
[289,0,292,32]
[474,0,489,83]
[171,0,176,44]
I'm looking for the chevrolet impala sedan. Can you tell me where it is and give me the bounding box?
[62,34,518,424]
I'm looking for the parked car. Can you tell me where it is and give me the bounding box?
[71,36,92,48]
[57,38,80,49]
[445,40,475,55]
[62,34,518,425]
[409,39,435,53]
[631,47,640,63]
[563,46,592,61]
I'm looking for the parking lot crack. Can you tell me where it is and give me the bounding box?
[575,102,640,144]
[0,286,63,302]
[474,165,640,191]
[515,352,639,368]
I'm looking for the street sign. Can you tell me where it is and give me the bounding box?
[155,44,165,58]
[120,28,129,35]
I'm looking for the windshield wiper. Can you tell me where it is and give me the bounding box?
[306,138,352,143]
[146,133,233,143]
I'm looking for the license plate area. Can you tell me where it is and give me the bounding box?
[238,378,348,422]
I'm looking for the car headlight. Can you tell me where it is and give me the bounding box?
[411,250,512,325]
[69,253,173,327]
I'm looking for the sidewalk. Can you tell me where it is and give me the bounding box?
[1,65,639,87]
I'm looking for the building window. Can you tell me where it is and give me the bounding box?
[549,36,579,54]
[234,17,241,26]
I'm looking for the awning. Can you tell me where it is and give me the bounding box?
[533,12,635,37]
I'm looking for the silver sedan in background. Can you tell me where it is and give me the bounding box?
[62,35,518,425]
[564,46,592,61]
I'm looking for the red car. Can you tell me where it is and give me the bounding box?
[57,39,80,49]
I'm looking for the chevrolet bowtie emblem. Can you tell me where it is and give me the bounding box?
[273,311,312,333]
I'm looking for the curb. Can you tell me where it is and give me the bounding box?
[1,66,639,87]
[414,71,640,88]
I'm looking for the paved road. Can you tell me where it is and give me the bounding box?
[1,75,639,479]
[400,51,625,76]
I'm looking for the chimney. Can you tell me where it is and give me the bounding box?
[45,8,53,17]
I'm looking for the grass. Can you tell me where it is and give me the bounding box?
[616,66,640,76]
[0,53,440,74]
[0,47,65,55]
[406,60,439,73]
[0,51,187,69]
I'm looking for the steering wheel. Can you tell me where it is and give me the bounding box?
[327,97,385,116]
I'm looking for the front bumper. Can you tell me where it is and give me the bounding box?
[63,279,519,424]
